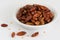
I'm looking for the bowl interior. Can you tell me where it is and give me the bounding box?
[13,4,57,27]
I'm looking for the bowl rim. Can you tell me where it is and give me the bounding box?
[13,4,57,28]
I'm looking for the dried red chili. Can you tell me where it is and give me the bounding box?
[1,24,8,27]
[31,32,39,37]
[11,32,15,38]
[17,31,26,36]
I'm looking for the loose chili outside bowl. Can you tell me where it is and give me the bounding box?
[13,4,57,30]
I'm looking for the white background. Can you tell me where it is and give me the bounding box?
[0,0,60,40]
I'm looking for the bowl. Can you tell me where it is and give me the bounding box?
[13,4,57,30]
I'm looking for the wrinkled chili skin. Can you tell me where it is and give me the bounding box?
[16,4,54,25]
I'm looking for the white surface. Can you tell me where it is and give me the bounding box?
[0,0,60,40]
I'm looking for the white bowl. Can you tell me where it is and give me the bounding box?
[13,4,57,30]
